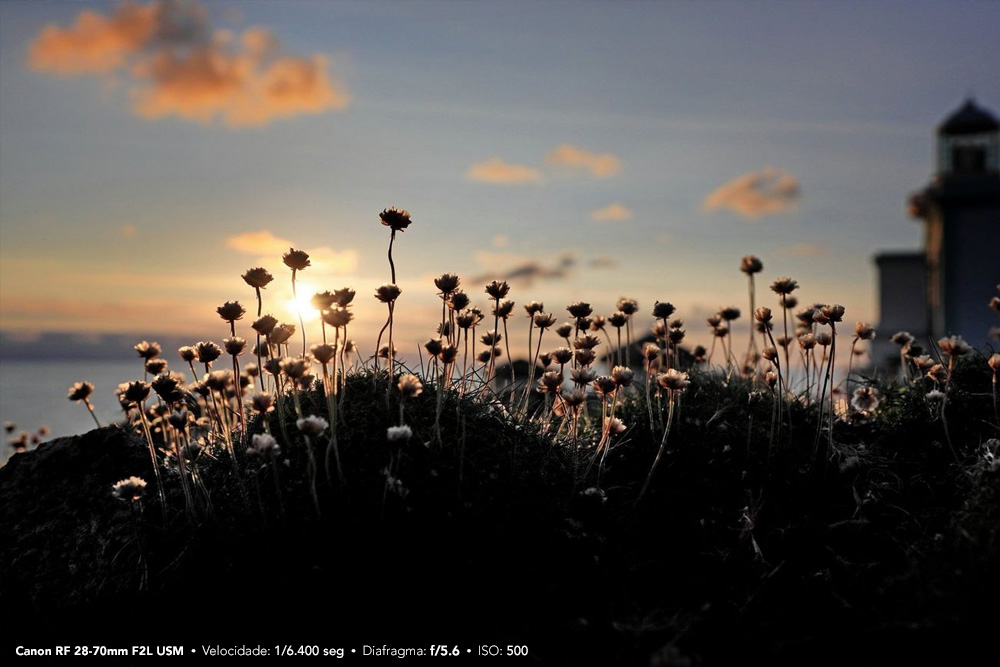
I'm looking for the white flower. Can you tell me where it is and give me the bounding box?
[249,433,281,458]
[925,389,946,405]
[387,425,413,442]
[296,415,328,436]
[851,386,881,413]
[112,476,147,502]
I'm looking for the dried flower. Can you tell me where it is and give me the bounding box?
[570,367,597,386]
[938,335,972,358]
[485,280,511,300]
[310,344,336,364]
[604,417,627,435]
[333,287,356,307]
[387,425,413,442]
[134,341,161,360]
[251,315,279,336]
[374,284,402,303]
[435,273,461,295]
[494,299,515,319]
[524,301,544,316]
[282,248,311,271]
[397,374,424,398]
[770,277,799,295]
[122,381,151,405]
[195,341,223,365]
[755,307,773,323]
[296,415,328,436]
[608,312,628,328]
[567,301,593,319]
[217,301,246,323]
[224,337,247,356]
[68,381,94,402]
[551,348,574,365]
[719,306,741,321]
[617,298,639,315]
[533,312,557,329]
[448,291,471,311]
[379,207,412,232]
[740,255,763,274]
[322,307,353,328]
[251,393,275,414]
[248,433,281,458]
[611,366,634,387]
[652,301,676,319]
[311,291,337,311]
[268,324,295,346]
[112,476,147,502]
[145,359,167,375]
[242,267,273,289]
[656,369,690,393]
[593,376,617,395]
[890,331,914,347]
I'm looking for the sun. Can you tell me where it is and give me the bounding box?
[285,283,320,321]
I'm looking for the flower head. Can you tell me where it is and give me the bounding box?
[145,359,167,375]
[322,306,353,328]
[251,315,279,336]
[387,425,414,443]
[224,337,247,356]
[755,307,773,323]
[524,301,544,316]
[195,341,223,365]
[604,417,627,435]
[616,298,639,315]
[854,322,876,340]
[68,381,94,402]
[112,476,147,502]
[379,207,412,232]
[555,323,573,339]
[217,301,246,323]
[656,369,690,393]
[296,415,329,436]
[397,373,424,398]
[242,267,273,289]
[567,301,593,319]
[268,324,295,346]
[652,301,676,319]
[938,335,972,358]
[282,248,311,271]
[248,433,281,458]
[719,306,741,321]
[434,273,461,296]
[890,331,914,347]
[533,312,557,329]
[494,299,515,319]
[134,340,161,360]
[122,380,151,405]
[310,343,336,364]
[374,284,402,303]
[333,287,356,307]
[311,291,336,311]
[485,280,510,300]
[608,312,628,329]
[611,366,634,387]
[740,255,763,274]
[251,393,275,414]
[178,346,197,363]
[770,277,799,295]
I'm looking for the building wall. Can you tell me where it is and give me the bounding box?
[872,253,927,371]
[942,204,1000,347]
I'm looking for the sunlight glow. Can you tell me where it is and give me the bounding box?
[286,282,320,321]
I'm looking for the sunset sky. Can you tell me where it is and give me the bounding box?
[1,0,998,359]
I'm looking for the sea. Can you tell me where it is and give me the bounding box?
[0,359,153,466]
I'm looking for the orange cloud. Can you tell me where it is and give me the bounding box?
[28,1,350,127]
[466,158,545,185]
[775,243,830,258]
[701,167,800,219]
[227,229,293,255]
[545,144,621,178]
[591,203,632,222]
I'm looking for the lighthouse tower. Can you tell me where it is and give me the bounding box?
[873,98,1000,369]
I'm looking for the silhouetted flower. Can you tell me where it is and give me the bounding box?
[112,476,147,502]
[310,344,336,364]
[656,369,690,393]
[611,366,634,387]
[719,306,741,321]
[268,324,295,346]
[740,255,763,274]
[333,287,356,307]
[890,331,913,347]
[592,376,617,395]
[397,374,423,398]
[567,301,592,319]
[770,277,799,295]
[145,359,167,375]
[533,313,557,329]
[322,307,353,328]
[134,341,161,360]
[494,299,515,319]
[617,298,639,315]
[854,322,876,340]
[379,207,412,232]
[608,312,628,328]
[755,307,773,323]
[524,301,545,316]
[68,381,94,402]
[312,291,336,311]
[485,280,510,300]
[195,341,223,365]
[217,301,246,323]
[375,284,402,303]
[555,323,573,339]
[252,315,279,336]
[242,267,273,289]
[224,337,247,356]
[282,248,311,271]
[122,381,151,405]
[435,273,461,295]
[938,335,972,358]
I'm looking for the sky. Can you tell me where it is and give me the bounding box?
[1,0,999,361]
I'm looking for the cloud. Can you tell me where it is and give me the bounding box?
[28,1,350,127]
[492,234,509,248]
[591,203,632,223]
[775,242,830,258]
[545,144,621,178]
[701,167,800,219]
[226,230,357,273]
[466,158,545,185]
[588,256,617,269]
[227,229,293,255]
[471,251,577,287]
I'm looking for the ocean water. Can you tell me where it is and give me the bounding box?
[0,359,154,465]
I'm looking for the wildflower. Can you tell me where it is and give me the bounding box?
[719,306,741,321]
[145,358,167,375]
[379,207,412,232]
[537,371,563,393]
[852,386,881,412]
[268,324,295,347]
[195,341,223,365]
[134,341,161,360]
[311,344,336,364]
[642,343,660,362]
[926,364,948,384]
[855,322,876,340]
[617,298,639,315]
[912,355,936,371]
[4,422,15,434]
[938,335,972,358]
[604,417,627,435]
[122,381,151,405]
[740,255,763,274]
[374,284,402,303]
[435,273,461,295]
[562,389,586,409]
[764,371,779,388]
[424,338,444,357]
[815,332,832,347]
[755,307,773,323]
[312,291,337,311]
[251,393,275,414]
[112,477,147,502]
[280,357,310,379]
[573,334,601,350]
[217,301,246,323]
[762,345,778,363]
[322,306,353,328]
[151,372,186,402]
[68,381,94,402]
[524,301,544,316]
[333,287,356,307]
[248,433,281,458]
[693,345,707,362]
[555,323,573,339]
[590,315,607,331]
[667,329,685,345]
[438,345,458,365]
[571,367,597,386]
[494,299,515,319]
[242,267,273,289]
[611,366,634,387]
[656,369,690,393]
[706,314,723,328]
[551,348,573,365]
[448,291,471,311]
[890,331,914,347]
[282,248,311,271]
[296,415,329,436]
[387,425,413,442]
[397,374,424,398]
[478,348,500,364]
[593,376,617,395]
[608,312,628,328]
[533,312,557,329]
[989,354,1000,373]
[991,296,1000,313]
[652,301,675,319]
[251,315,279,336]
[167,410,189,430]
[224,337,247,356]
[770,277,799,295]
[567,301,593,319]
[480,330,502,346]
[575,349,597,366]
[925,389,946,405]
[485,280,511,300]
